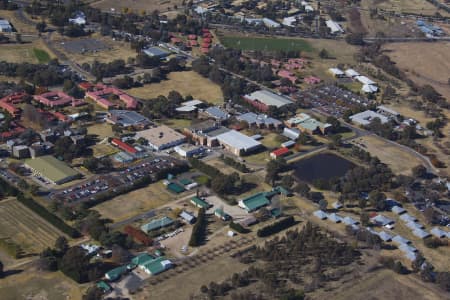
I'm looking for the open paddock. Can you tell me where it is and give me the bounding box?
[0,40,55,64]
[352,135,425,175]
[0,269,83,300]
[220,35,313,52]
[0,198,66,255]
[127,71,224,104]
[93,181,176,222]
[384,42,450,100]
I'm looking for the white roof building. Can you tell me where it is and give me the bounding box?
[355,75,376,86]
[350,110,389,126]
[430,227,448,238]
[361,84,379,94]
[0,19,12,32]
[282,16,301,27]
[244,90,293,108]
[263,18,281,28]
[345,69,360,78]
[328,67,345,77]
[326,20,344,34]
[313,210,328,220]
[400,213,417,223]
[215,130,261,156]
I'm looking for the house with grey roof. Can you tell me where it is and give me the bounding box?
[400,213,417,223]
[430,227,448,238]
[327,213,343,223]
[371,214,394,226]
[378,231,393,242]
[343,216,358,225]
[406,221,424,230]
[412,229,431,239]
[236,112,282,129]
[313,210,327,220]
[204,106,229,121]
[392,235,411,245]
[391,206,406,215]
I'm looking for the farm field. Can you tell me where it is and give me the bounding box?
[313,268,446,300]
[220,35,314,52]
[364,0,450,17]
[0,198,65,255]
[353,135,424,175]
[0,40,55,63]
[127,71,224,104]
[384,42,450,100]
[0,270,83,300]
[93,182,176,222]
[90,0,183,14]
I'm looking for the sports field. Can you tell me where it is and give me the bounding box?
[0,198,65,255]
[220,36,314,52]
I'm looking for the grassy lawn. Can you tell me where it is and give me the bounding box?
[127,71,224,104]
[220,36,313,52]
[93,181,175,222]
[244,150,270,166]
[32,48,51,63]
[86,123,114,140]
[161,118,192,130]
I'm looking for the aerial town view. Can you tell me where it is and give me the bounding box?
[0,0,449,299]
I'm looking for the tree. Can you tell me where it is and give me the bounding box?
[36,21,46,32]
[319,48,330,59]
[369,190,386,211]
[319,199,328,211]
[360,211,369,226]
[55,236,69,254]
[412,165,427,178]
[0,260,3,278]
[280,175,294,190]
[83,286,104,300]
[59,246,90,283]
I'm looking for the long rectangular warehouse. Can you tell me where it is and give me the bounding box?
[215,130,261,156]
[25,155,81,185]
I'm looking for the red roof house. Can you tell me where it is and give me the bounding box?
[111,138,137,154]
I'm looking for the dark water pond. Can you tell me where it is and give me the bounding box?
[293,153,356,183]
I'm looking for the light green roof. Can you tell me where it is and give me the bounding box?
[180,178,193,185]
[25,155,80,184]
[273,186,290,195]
[167,182,185,193]
[131,253,154,266]
[191,196,209,208]
[141,256,172,275]
[240,192,270,211]
[141,217,174,233]
[97,281,111,292]
[105,265,127,281]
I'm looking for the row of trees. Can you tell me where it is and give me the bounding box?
[220,155,250,173]
[189,208,207,247]
[256,216,296,237]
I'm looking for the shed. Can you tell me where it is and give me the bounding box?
[327,213,342,223]
[281,140,296,148]
[400,213,417,223]
[391,206,406,215]
[393,235,411,245]
[343,216,358,225]
[180,211,196,224]
[214,208,231,221]
[97,281,112,293]
[399,243,417,253]
[141,217,174,233]
[105,265,128,281]
[412,229,431,239]
[167,182,185,194]
[371,214,394,226]
[406,221,424,230]
[378,231,393,242]
[332,201,343,209]
[190,196,210,209]
[313,210,327,220]
[430,227,448,238]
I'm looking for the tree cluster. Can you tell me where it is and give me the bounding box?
[189,208,207,247]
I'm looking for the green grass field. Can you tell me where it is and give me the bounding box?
[220,36,313,52]
[33,48,51,63]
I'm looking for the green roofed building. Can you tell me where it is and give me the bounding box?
[167,182,185,194]
[105,265,128,281]
[97,281,112,293]
[131,253,154,267]
[139,256,173,275]
[238,192,271,212]
[180,178,193,185]
[25,155,81,185]
[141,217,174,233]
[190,196,209,209]
[214,208,231,221]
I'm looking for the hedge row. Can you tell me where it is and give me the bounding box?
[257,216,296,237]
[189,208,207,247]
[229,221,250,234]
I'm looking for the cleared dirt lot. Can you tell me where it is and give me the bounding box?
[353,135,424,175]
[127,71,224,104]
[0,198,66,255]
[384,42,450,100]
[94,182,175,222]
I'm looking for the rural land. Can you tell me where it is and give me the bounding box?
[0,0,449,299]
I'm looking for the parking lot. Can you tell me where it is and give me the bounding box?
[50,156,185,204]
[61,38,111,54]
[295,85,373,117]
[205,195,248,221]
